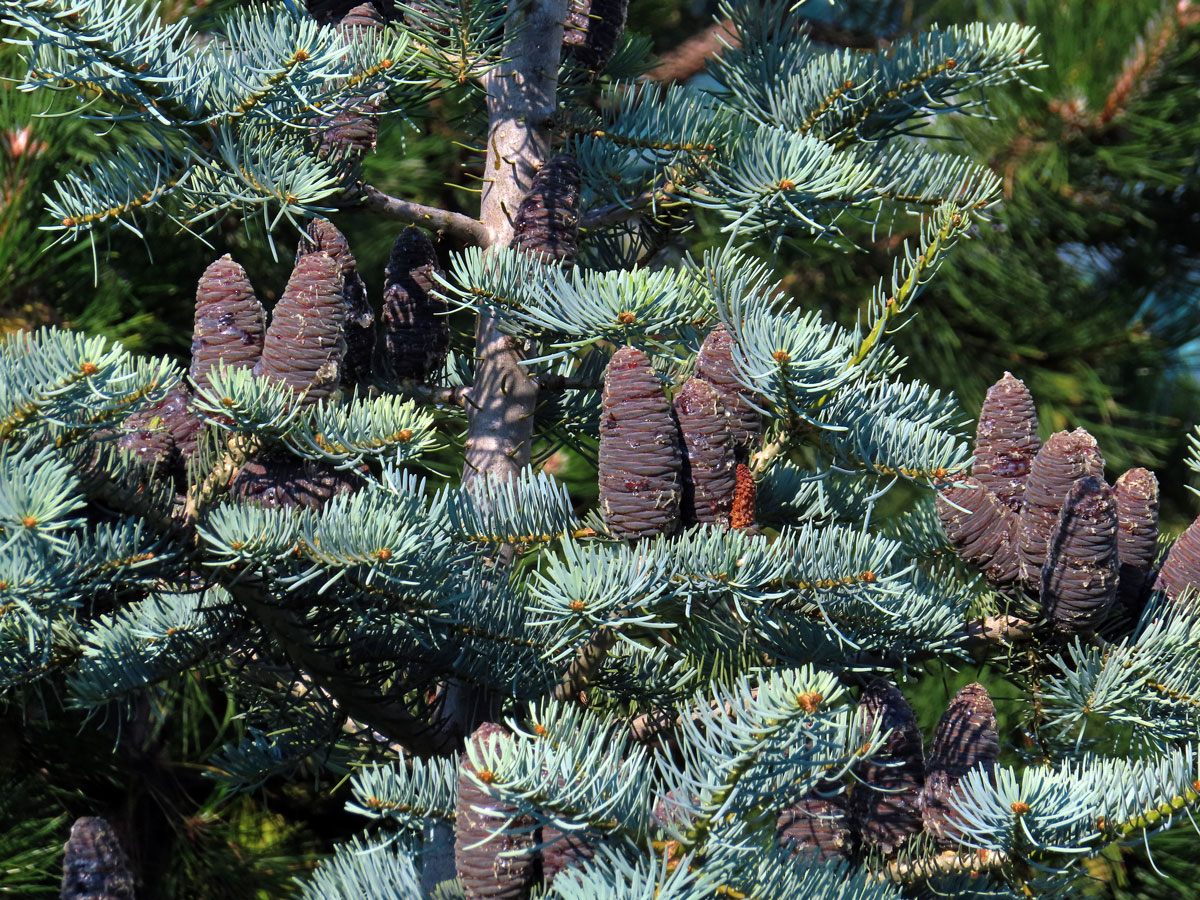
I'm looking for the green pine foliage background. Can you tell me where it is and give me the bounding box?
[1,0,1199,897]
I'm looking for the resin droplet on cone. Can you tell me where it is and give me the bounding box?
[258,251,347,406]
[919,683,998,847]
[511,154,581,269]
[1041,475,1119,635]
[850,680,924,855]
[598,347,682,539]
[674,377,736,526]
[454,723,538,900]
[382,226,449,382]
[973,372,1040,512]
[1016,428,1105,588]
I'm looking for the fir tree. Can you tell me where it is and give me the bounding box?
[3,0,1200,898]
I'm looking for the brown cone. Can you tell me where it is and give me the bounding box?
[258,250,346,406]
[299,218,375,386]
[1040,476,1119,635]
[539,826,593,886]
[1156,516,1200,608]
[563,0,630,71]
[776,791,851,863]
[849,680,924,856]
[454,723,539,900]
[1016,429,1105,588]
[230,455,362,510]
[511,154,581,269]
[118,384,202,471]
[936,477,1020,586]
[674,378,737,526]
[382,226,449,382]
[919,683,998,847]
[694,325,763,458]
[1115,467,1159,614]
[598,347,682,539]
[61,816,135,900]
[973,372,1039,513]
[190,255,265,398]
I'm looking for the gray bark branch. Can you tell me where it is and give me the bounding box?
[360,184,491,246]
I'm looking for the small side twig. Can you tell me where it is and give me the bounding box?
[552,626,617,703]
[579,182,677,230]
[875,849,1010,883]
[183,435,258,525]
[361,184,491,247]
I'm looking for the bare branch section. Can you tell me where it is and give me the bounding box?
[427,0,569,764]
[230,575,456,758]
[463,0,567,482]
[361,184,491,246]
[646,16,895,85]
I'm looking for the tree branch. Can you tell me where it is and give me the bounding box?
[229,574,456,758]
[579,181,677,230]
[360,184,491,247]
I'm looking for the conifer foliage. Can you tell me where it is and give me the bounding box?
[3,0,1200,897]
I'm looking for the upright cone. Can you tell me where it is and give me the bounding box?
[1041,475,1119,634]
[1156,516,1200,607]
[61,816,135,900]
[973,372,1040,513]
[674,377,737,526]
[258,251,347,406]
[1115,467,1159,613]
[937,477,1020,586]
[850,680,924,856]
[562,0,630,71]
[694,325,763,458]
[1016,429,1105,588]
[776,791,851,863]
[299,218,375,387]
[230,455,363,510]
[190,255,265,397]
[382,226,449,382]
[598,347,682,539]
[454,723,539,900]
[919,683,998,847]
[511,154,581,269]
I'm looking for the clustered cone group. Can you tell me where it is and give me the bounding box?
[454,684,999,890]
[598,327,763,539]
[119,213,449,511]
[786,681,999,862]
[934,372,1193,634]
